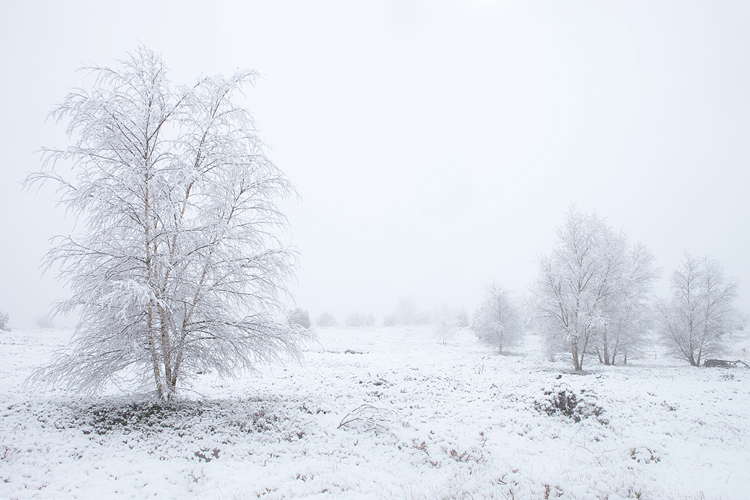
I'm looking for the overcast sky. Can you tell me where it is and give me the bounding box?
[1,0,748,328]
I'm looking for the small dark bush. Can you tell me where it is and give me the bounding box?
[63,400,295,437]
[534,388,606,424]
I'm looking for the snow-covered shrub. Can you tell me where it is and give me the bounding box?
[630,447,661,464]
[434,315,457,345]
[533,387,606,424]
[0,311,9,332]
[63,399,301,438]
[345,312,375,328]
[345,313,366,328]
[338,403,396,434]
[382,313,397,326]
[315,312,337,328]
[287,308,311,329]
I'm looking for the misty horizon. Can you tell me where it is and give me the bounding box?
[1,1,748,328]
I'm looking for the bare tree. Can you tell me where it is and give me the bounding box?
[594,243,658,365]
[434,314,457,345]
[534,208,626,371]
[659,253,738,366]
[26,46,309,400]
[472,283,522,354]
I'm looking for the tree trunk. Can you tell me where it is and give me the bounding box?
[158,304,175,401]
[601,330,610,365]
[571,340,582,371]
[147,303,164,400]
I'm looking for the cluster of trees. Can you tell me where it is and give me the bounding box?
[0,311,9,332]
[472,207,741,371]
[534,208,658,370]
[310,300,469,331]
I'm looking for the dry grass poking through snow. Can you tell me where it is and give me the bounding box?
[1,326,749,499]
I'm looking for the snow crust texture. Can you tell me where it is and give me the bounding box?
[1,327,749,499]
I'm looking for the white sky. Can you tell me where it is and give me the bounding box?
[1,0,748,327]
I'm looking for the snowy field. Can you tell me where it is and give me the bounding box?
[1,326,749,500]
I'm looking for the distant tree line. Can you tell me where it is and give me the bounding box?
[469,206,742,370]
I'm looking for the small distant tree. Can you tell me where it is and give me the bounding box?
[414,310,433,325]
[659,253,738,366]
[287,308,311,329]
[316,312,338,328]
[455,310,469,328]
[394,298,417,325]
[345,312,367,328]
[382,313,397,327]
[0,311,10,332]
[472,283,522,354]
[434,314,457,344]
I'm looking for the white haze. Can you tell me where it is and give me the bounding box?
[1,0,748,327]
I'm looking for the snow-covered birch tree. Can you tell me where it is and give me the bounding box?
[534,209,622,370]
[534,208,658,370]
[26,46,309,400]
[659,253,738,366]
[594,242,657,365]
[471,283,522,354]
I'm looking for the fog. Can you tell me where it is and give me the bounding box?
[1,0,748,328]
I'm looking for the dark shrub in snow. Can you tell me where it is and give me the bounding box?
[534,388,607,424]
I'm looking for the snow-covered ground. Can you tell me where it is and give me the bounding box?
[1,326,749,499]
